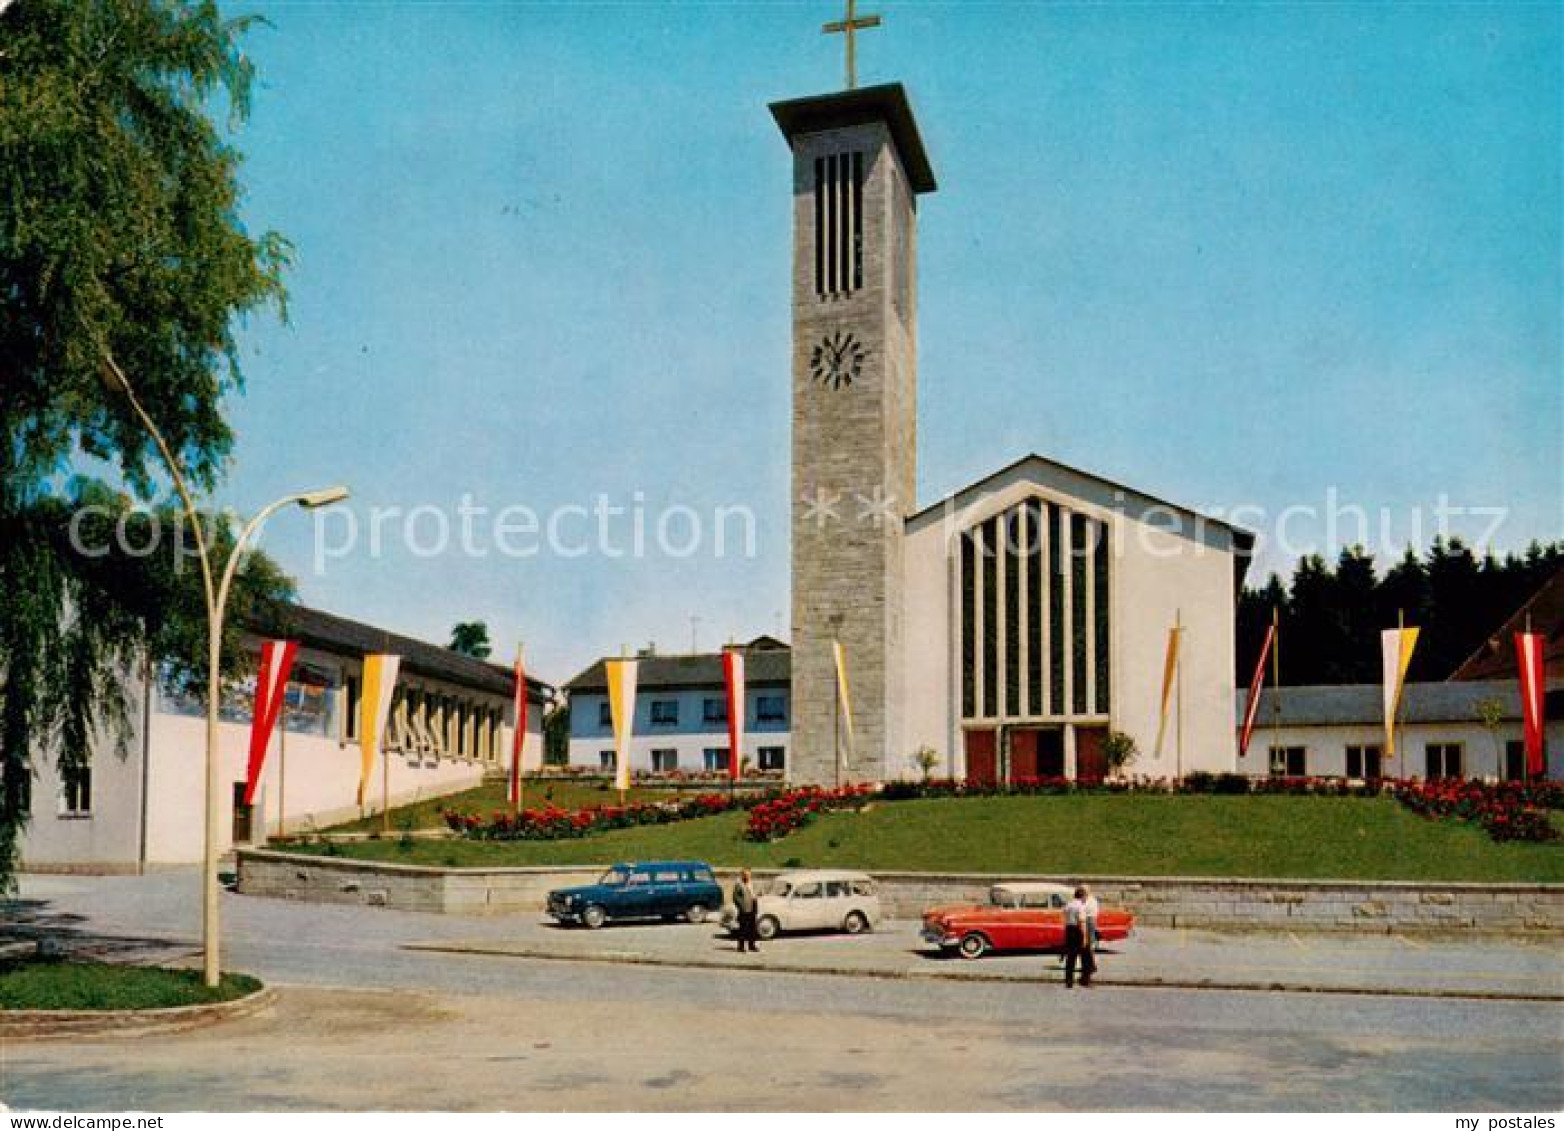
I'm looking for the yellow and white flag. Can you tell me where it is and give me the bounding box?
[1381,626,1419,759]
[357,654,401,806]
[833,639,854,769]
[606,658,638,793]
[1152,620,1182,760]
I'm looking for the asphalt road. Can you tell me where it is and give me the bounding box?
[4,871,1562,1112]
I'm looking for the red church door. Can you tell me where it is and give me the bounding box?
[1009,728,1039,782]
[1076,726,1108,783]
[965,728,998,785]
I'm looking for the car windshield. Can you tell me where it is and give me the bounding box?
[770,880,791,897]
[598,868,630,887]
[990,888,1021,909]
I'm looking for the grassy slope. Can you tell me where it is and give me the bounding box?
[322,779,725,833]
[308,794,1564,882]
[0,963,260,1010]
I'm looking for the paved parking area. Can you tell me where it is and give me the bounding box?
[5,871,1563,1112]
[409,913,1564,998]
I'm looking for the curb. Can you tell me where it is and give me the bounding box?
[402,943,1564,1004]
[0,985,277,1042]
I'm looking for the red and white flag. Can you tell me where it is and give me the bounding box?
[244,639,299,806]
[1238,623,1276,759]
[510,647,529,807]
[723,647,745,781]
[1516,631,1547,777]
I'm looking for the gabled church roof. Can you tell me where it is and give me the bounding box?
[905,452,1255,558]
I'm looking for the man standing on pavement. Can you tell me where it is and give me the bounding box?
[1063,885,1096,988]
[732,868,760,953]
[1082,884,1101,953]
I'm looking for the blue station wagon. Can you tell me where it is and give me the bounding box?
[547,861,724,929]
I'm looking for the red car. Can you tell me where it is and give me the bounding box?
[921,882,1135,959]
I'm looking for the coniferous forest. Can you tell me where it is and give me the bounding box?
[1237,540,1564,686]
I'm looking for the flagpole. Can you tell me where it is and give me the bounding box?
[1523,612,1533,786]
[1270,606,1281,772]
[1396,608,1405,779]
[276,687,287,841]
[834,640,843,790]
[512,642,524,817]
[1174,609,1184,780]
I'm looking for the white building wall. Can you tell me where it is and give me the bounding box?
[21,655,546,870]
[566,733,790,775]
[1235,718,1564,781]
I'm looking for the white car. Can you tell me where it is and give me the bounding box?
[723,869,884,940]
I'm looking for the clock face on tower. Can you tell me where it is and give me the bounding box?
[809,330,866,390]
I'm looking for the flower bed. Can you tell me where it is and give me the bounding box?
[443,792,749,841]
[1392,779,1561,843]
[743,784,874,842]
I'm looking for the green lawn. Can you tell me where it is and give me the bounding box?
[304,794,1564,882]
[0,962,260,1011]
[322,778,731,833]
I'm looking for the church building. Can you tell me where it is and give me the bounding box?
[773,80,1253,785]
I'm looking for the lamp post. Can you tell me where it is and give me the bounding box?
[102,352,350,987]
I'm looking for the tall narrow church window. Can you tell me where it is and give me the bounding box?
[1093,523,1111,714]
[1026,500,1044,716]
[1048,504,1065,715]
[814,150,863,299]
[1003,508,1022,717]
[1071,514,1090,715]
[981,517,999,717]
[961,529,976,718]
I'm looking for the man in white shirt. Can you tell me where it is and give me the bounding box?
[1062,885,1096,988]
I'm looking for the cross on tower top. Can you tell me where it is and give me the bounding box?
[822,0,881,90]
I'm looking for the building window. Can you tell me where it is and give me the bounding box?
[598,701,612,727]
[703,748,728,772]
[344,674,361,740]
[1504,740,1526,782]
[814,150,864,298]
[599,750,614,771]
[758,746,785,772]
[1425,742,1463,780]
[651,749,678,772]
[756,695,786,723]
[1345,744,1382,780]
[703,698,727,724]
[958,500,1109,724]
[1269,746,1306,777]
[650,700,678,726]
[61,763,92,817]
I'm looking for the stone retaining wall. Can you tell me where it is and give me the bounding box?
[236,850,1563,932]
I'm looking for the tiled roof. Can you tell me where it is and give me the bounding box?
[564,639,790,693]
[254,604,552,702]
[1235,680,1525,727]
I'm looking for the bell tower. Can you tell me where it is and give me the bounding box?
[771,83,936,783]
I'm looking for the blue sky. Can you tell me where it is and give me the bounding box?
[212,0,1561,682]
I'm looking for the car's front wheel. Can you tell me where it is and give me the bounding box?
[842,910,870,935]
[685,903,708,924]
[581,904,607,930]
[957,932,989,960]
[756,915,780,941]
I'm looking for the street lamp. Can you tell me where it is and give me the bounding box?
[102,352,350,987]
